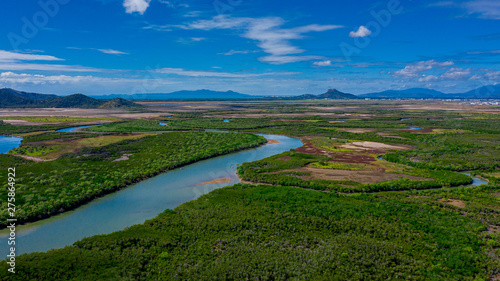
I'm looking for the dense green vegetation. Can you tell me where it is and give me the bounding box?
[0,132,266,227]
[3,184,499,280]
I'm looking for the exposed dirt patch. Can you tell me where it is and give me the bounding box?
[439,199,466,208]
[197,177,233,185]
[295,141,375,164]
[491,192,500,198]
[294,167,431,184]
[487,225,500,235]
[337,128,377,133]
[114,154,133,162]
[376,132,407,139]
[16,155,54,162]
[275,156,291,161]
[341,141,411,152]
[267,139,280,144]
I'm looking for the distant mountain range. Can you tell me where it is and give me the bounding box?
[91,90,253,100]
[360,84,500,99]
[1,84,499,109]
[0,88,142,109]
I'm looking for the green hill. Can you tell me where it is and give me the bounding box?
[0,89,142,109]
[99,98,143,109]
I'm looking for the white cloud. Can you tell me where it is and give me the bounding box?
[0,72,121,85]
[349,26,372,38]
[123,0,151,15]
[313,60,332,66]
[259,55,323,64]
[219,50,258,55]
[418,75,439,82]
[467,49,500,55]
[393,60,454,79]
[156,67,298,78]
[97,49,129,55]
[430,0,500,20]
[440,67,472,80]
[184,11,202,18]
[0,63,99,72]
[0,50,98,72]
[177,15,343,64]
[463,0,500,19]
[0,50,63,63]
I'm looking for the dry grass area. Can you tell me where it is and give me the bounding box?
[439,199,466,208]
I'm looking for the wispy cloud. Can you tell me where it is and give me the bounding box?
[349,26,372,38]
[176,37,206,44]
[0,63,99,72]
[0,72,125,85]
[463,0,500,19]
[0,50,99,72]
[123,0,151,15]
[393,60,454,79]
[467,49,500,55]
[183,11,202,18]
[97,49,130,55]
[429,0,500,20]
[173,15,343,64]
[0,50,63,62]
[313,60,332,66]
[155,67,298,78]
[219,50,258,55]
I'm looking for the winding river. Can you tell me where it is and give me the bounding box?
[57,124,101,132]
[0,133,302,256]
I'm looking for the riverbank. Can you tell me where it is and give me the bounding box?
[0,132,267,229]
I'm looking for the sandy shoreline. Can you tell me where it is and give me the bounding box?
[197,177,234,185]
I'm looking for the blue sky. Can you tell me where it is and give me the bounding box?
[0,0,499,96]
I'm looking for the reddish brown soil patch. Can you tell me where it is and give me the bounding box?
[267,139,280,144]
[197,177,233,185]
[275,156,291,161]
[439,199,466,208]
[295,141,375,164]
[280,167,431,184]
